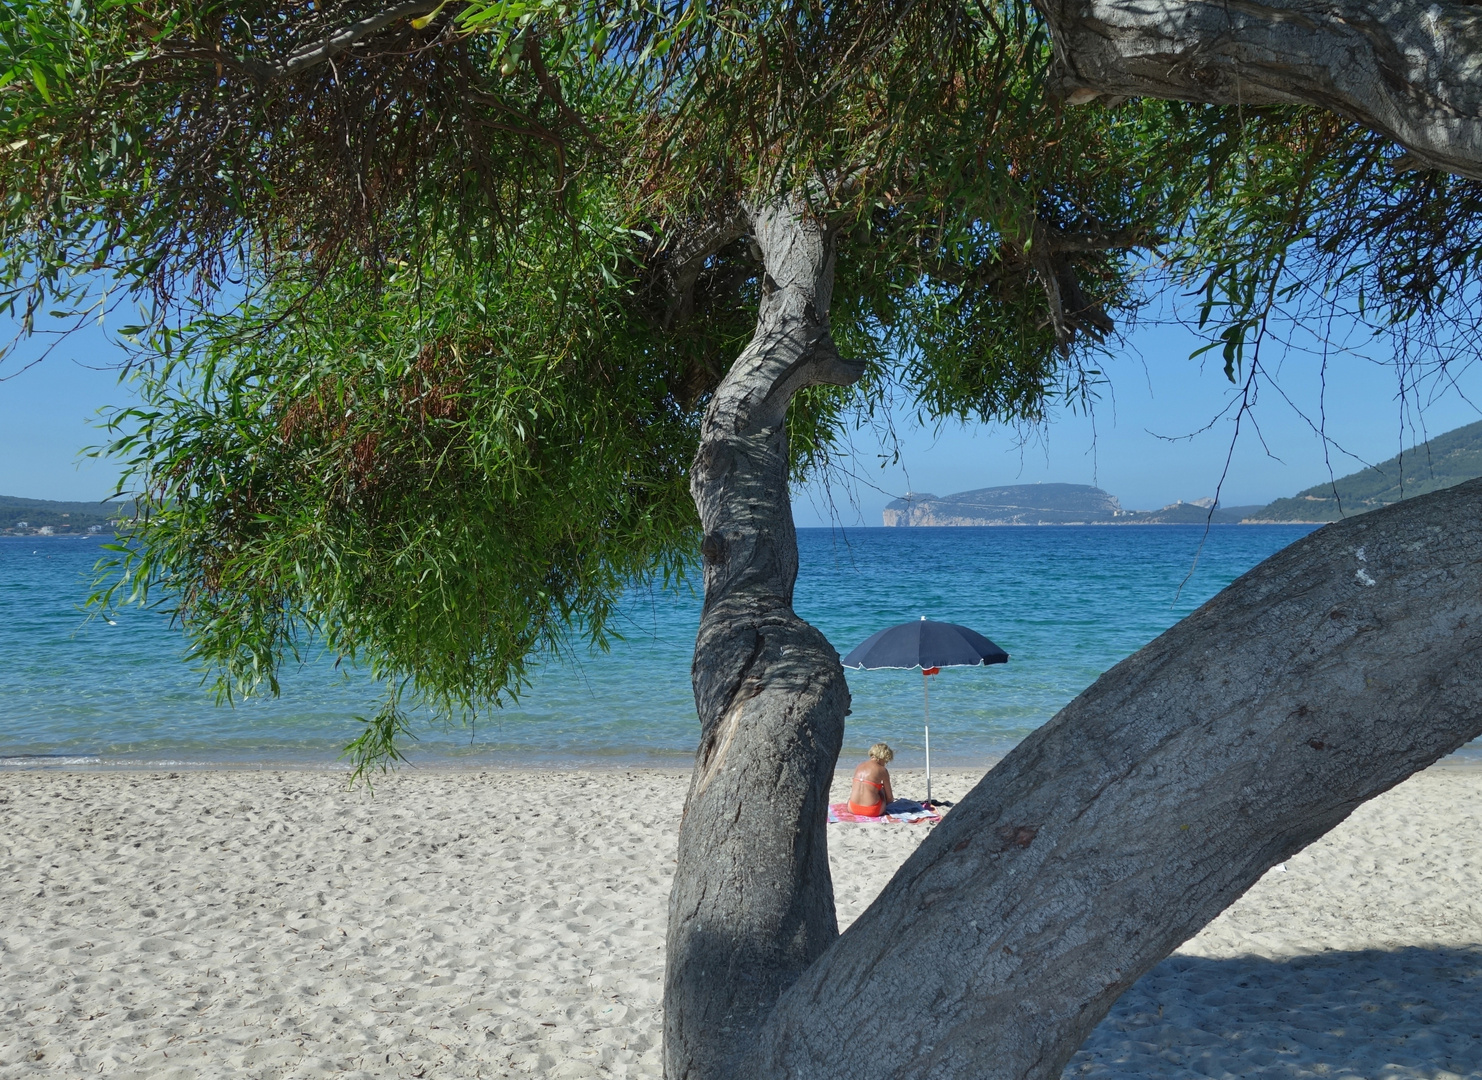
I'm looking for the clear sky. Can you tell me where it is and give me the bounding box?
[4,302,1481,521]
[796,309,1482,527]
[0,316,134,504]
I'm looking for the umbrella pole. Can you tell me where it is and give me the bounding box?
[923,671,931,804]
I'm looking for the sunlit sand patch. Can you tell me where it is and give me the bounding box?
[0,764,1476,1078]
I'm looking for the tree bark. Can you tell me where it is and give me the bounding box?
[753,476,1482,1079]
[1036,0,1482,179]
[661,13,1482,1079]
[665,194,866,1080]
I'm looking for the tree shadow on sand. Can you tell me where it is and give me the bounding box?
[1064,945,1482,1080]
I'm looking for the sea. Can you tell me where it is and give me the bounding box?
[5,525,1469,771]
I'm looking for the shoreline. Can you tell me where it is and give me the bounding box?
[5,748,1480,774]
[0,755,702,775]
[872,521,1326,528]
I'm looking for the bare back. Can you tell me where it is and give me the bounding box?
[849,759,894,808]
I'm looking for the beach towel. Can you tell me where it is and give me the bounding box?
[828,800,941,825]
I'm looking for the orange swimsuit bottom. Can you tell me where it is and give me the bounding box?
[848,777,885,817]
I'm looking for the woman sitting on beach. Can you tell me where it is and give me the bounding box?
[848,743,895,817]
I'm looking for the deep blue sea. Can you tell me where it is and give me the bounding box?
[5,524,1437,771]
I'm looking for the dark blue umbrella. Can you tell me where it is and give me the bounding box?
[842,617,1008,803]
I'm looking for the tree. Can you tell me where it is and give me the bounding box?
[4,4,1482,1079]
[1038,0,1482,177]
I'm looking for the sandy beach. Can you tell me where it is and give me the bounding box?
[1,763,1478,1079]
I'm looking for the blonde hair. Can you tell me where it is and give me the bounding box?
[868,742,894,764]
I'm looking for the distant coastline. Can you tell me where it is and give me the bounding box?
[882,485,1269,527]
[1,494,132,538]
[1252,417,1482,523]
[0,530,116,539]
[885,419,1482,526]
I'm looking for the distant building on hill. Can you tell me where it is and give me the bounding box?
[0,495,132,536]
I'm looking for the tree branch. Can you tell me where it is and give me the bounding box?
[1045,224,1167,252]
[279,1,441,76]
[706,196,864,436]
[759,474,1482,1079]
[1037,0,1482,179]
[655,209,749,330]
[524,30,598,143]
[1013,217,1127,348]
[204,1,443,82]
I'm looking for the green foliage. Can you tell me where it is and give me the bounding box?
[12,1,1479,769]
[94,196,703,771]
[0,0,644,327]
[0,1,1229,771]
[343,695,417,786]
[1164,107,1482,379]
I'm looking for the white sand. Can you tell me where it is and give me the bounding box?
[0,764,1477,1079]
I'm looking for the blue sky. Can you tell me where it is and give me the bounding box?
[4,303,1481,523]
[797,310,1482,527]
[0,317,133,503]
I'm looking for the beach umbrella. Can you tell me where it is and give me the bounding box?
[841,617,1008,804]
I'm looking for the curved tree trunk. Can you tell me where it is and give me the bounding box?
[664,194,867,1080]
[1036,0,1482,179]
[752,477,1482,1078]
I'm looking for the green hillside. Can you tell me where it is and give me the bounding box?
[0,495,133,535]
[1132,501,1262,524]
[1250,419,1482,522]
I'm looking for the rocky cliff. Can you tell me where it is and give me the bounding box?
[883,484,1129,526]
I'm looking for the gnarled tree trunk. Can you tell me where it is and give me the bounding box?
[665,193,866,1080]
[751,477,1482,1078]
[1036,0,1482,179]
[662,130,1482,1080]
[665,200,1482,1080]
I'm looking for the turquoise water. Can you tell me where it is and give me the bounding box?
[0,525,1362,769]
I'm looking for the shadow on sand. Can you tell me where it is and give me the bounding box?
[1065,945,1482,1079]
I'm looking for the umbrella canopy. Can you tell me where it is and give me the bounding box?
[841,617,1008,807]
[842,617,1008,670]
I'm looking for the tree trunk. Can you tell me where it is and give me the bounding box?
[665,193,867,1080]
[1036,0,1482,179]
[662,152,1482,1080]
[750,477,1482,1078]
